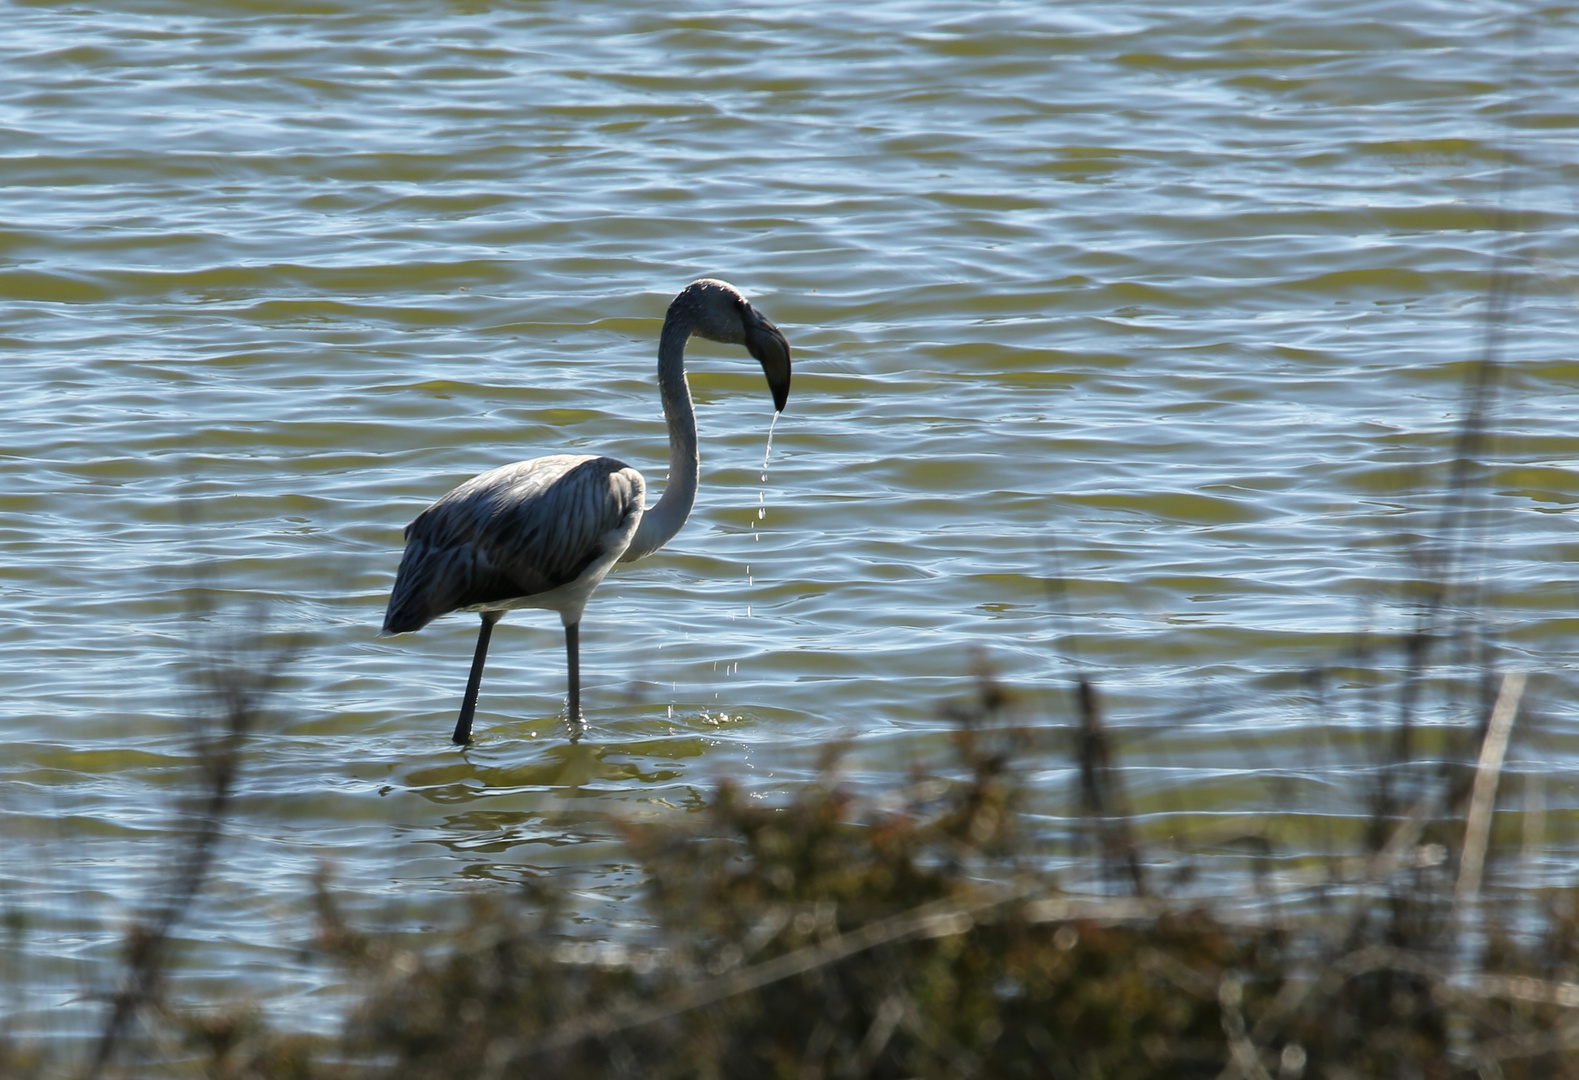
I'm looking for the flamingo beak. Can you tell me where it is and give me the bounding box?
[745,310,791,413]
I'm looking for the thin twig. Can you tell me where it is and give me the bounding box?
[1454,671,1527,914]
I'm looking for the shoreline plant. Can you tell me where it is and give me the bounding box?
[6,640,1572,1078]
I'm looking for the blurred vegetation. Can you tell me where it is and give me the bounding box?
[6,653,1577,1079]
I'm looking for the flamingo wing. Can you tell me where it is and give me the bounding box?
[382,454,645,634]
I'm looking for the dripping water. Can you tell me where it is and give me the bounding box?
[761,410,779,482]
[752,411,779,543]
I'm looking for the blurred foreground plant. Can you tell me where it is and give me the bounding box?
[303,679,1266,1080]
[160,668,1574,1080]
[80,600,298,1080]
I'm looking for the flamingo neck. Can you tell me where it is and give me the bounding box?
[625,312,699,561]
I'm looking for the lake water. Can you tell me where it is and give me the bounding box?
[4,0,1579,1045]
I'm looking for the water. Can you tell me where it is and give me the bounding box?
[4,0,1579,1042]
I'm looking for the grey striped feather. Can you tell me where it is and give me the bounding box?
[382,454,645,634]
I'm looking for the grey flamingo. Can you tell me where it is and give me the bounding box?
[382,279,791,744]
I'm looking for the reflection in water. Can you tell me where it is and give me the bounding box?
[408,735,708,805]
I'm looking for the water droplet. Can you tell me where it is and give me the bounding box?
[755,417,777,533]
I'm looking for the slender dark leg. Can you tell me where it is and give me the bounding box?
[565,621,582,724]
[453,612,501,745]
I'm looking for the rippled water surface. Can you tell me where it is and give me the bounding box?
[4,0,1579,1038]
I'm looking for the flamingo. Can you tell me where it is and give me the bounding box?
[381,279,791,744]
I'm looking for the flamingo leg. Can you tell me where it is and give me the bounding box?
[565,621,582,723]
[453,611,501,745]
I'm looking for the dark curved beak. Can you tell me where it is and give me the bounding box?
[744,308,791,413]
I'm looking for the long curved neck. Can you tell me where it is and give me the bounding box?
[624,310,699,561]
